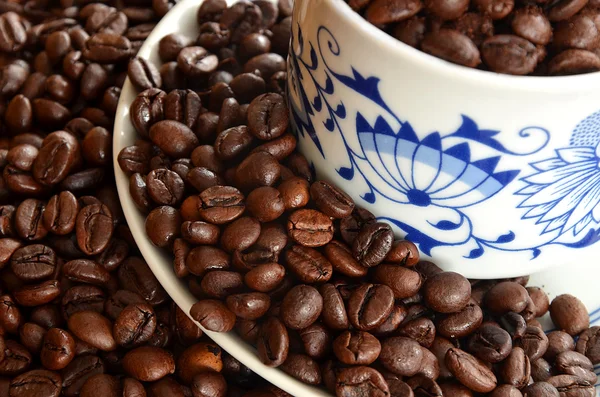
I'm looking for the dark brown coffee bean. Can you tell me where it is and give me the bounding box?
[128,57,161,91]
[9,369,61,397]
[220,1,263,43]
[549,49,600,75]
[245,186,285,222]
[226,292,270,320]
[352,222,393,268]
[348,283,395,331]
[511,6,552,45]
[5,95,32,134]
[146,169,185,205]
[277,177,310,210]
[576,326,600,364]
[365,0,422,24]
[158,33,192,62]
[436,300,482,339]
[234,151,281,190]
[397,317,436,348]
[547,0,588,21]
[198,185,245,224]
[181,221,220,245]
[76,204,113,255]
[257,316,288,367]
[0,12,27,52]
[165,89,202,129]
[81,126,111,167]
[243,53,285,80]
[550,294,589,336]
[61,354,104,397]
[543,330,575,362]
[499,311,527,339]
[200,270,244,299]
[526,286,549,318]
[61,285,105,319]
[333,330,381,365]
[221,216,261,252]
[114,303,156,347]
[10,244,56,281]
[33,131,80,186]
[423,271,471,313]
[20,322,45,355]
[190,299,236,332]
[499,347,530,389]
[149,120,199,158]
[424,0,469,20]
[197,0,227,23]
[63,259,111,286]
[446,348,497,392]
[130,88,166,138]
[335,366,390,397]
[14,280,60,307]
[481,35,541,75]
[118,257,168,305]
[197,22,231,52]
[380,336,423,376]
[548,374,595,397]
[322,240,367,278]
[484,281,529,314]
[40,328,75,370]
[298,323,330,360]
[245,93,288,141]
[145,206,181,248]
[281,284,322,329]
[284,244,332,284]
[186,245,230,276]
[239,33,271,60]
[177,46,219,76]
[516,326,549,361]
[83,33,132,63]
[555,351,597,384]
[0,64,28,97]
[421,30,481,67]
[373,264,422,299]
[467,323,512,363]
[79,374,120,397]
[122,346,175,382]
[279,353,321,385]
[287,209,333,247]
[67,311,116,351]
[523,382,560,397]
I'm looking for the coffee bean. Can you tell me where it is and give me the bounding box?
[380,336,423,376]
[145,206,181,248]
[365,0,422,24]
[424,0,469,20]
[277,177,310,210]
[576,326,600,364]
[61,285,105,319]
[0,12,27,52]
[348,284,395,331]
[234,151,281,190]
[373,264,422,299]
[83,33,132,63]
[226,292,270,320]
[511,6,552,45]
[287,209,333,247]
[128,57,161,91]
[191,372,227,397]
[40,328,75,370]
[281,285,322,329]
[257,316,289,367]
[352,222,393,268]
[467,323,512,363]
[323,240,367,278]
[147,169,185,206]
[150,120,199,158]
[63,259,111,286]
[526,286,549,318]
[336,366,390,397]
[446,348,497,392]
[423,271,471,313]
[397,317,436,347]
[514,325,548,361]
[75,204,113,255]
[221,216,261,252]
[186,245,230,276]
[114,302,156,347]
[547,374,595,397]
[61,355,104,397]
[123,346,175,382]
[5,95,32,133]
[164,89,202,129]
[80,374,120,397]
[499,347,530,389]
[9,369,61,397]
[178,46,219,76]
[118,257,168,305]
[0,340,31,375]
[481,35,541,75]
[285,244,332,284]
[550,294,589,336]
[190,299,236,332]
[499,311,527,339]
[385,239,420,266]
[200,270,244,299]
[484,281,529,314]
[198,185,245,224]
[67,311,116,351]
[279,353,321,385]
[436,300,483,339]
[523,382,560,397]
[10,244,56,281]
[554,351,597,384]
[14,280,61,307]
[421,30,481,67]
[220,1,263,43]
[547,0,588,21]
[333,330,381,365]
[245,186,285,222]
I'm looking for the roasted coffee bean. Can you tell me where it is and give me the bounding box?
[526,286,549,318]
[545,330,575,361]
[63,259,111,286]
[186,245,230,276]
[550,294,589,336]
[201,270,244,298]
[226,292,270,320]
[446,348,497,392]
[9,369,61,397]
[83,33,132,63]
[485,281,529,314]
[128,57,161,91]
[220,1,263,43]
[436,300,483,339]
[554,351,597,384]
[118,257,168,305]
[500,347,530,389]
[178,46,219,76]
[221,216,261,252]
[421,30,481,68]
[15,199,47,241]
[40,328,75,370]
[423,271,471,313]
[122,346,175,382]
[298,323,330,360]
[61,285,106,319]
[150,120,199,158]
[333,330,381,365]
[499,311,527,339]
[145,206,181,248]
[159,33,193,62]
[467,323,512,362]
[10,244,56,281]
[79,374,121,397]
[547,374,595,397]
[347,283,394,331]
[523,382,560,397]
[14,280,61,307]
[190,299,236,332]
[511,6,552,45]
[75,204,113,255]
[380,336,423,377]
[114,302,156,347]
[176,342,223,383]
[515,325,548,361]
[352,222,393,268]
[281,285,322,329]
[61,355,104,397]
[373,264,422,299]
[164,89,202,129]
[287,209,333,247]
[246,93,288,141]
[67,311,116,351]
[198,185,245,224]
[323,240,367,278]
[257,316,289,367]
[425,0,469,20]
[319,283,350,330]
[576,326,600,364]
[397,317,436,348]
[481,35,541,75]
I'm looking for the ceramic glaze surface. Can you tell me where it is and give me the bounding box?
[288,0,600,278]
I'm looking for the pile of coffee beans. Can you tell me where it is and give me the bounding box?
[118,0,600,396]
[0,2,295,397]
[347,0,600,76]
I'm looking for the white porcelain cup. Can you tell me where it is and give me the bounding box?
[287,0,600,278]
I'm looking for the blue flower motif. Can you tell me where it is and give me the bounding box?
[518,145,600,236]
[354,114,520,209]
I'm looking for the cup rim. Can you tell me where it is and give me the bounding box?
[321,0,600,92]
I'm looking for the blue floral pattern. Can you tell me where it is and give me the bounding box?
[287,23,600,260]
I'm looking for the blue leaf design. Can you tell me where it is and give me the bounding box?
[465,247,485,259]
[492,170,520,186]
[356,112,371,133]
[324,74,334,94]
[309,44,318,69]
[335,103,346,118]
[337,166,354,180]
[472,156,500,175]
[421,132,442,150]
[494,231,515,243]
[445,143,471,163]
[374,116,395,136]
[313,96,322,111]
[561,228,600,248]
[397,122,418,143]
[362,192,376,203]
[324,118,334,131]
[532,248,541,259]
[430,219,462,230]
